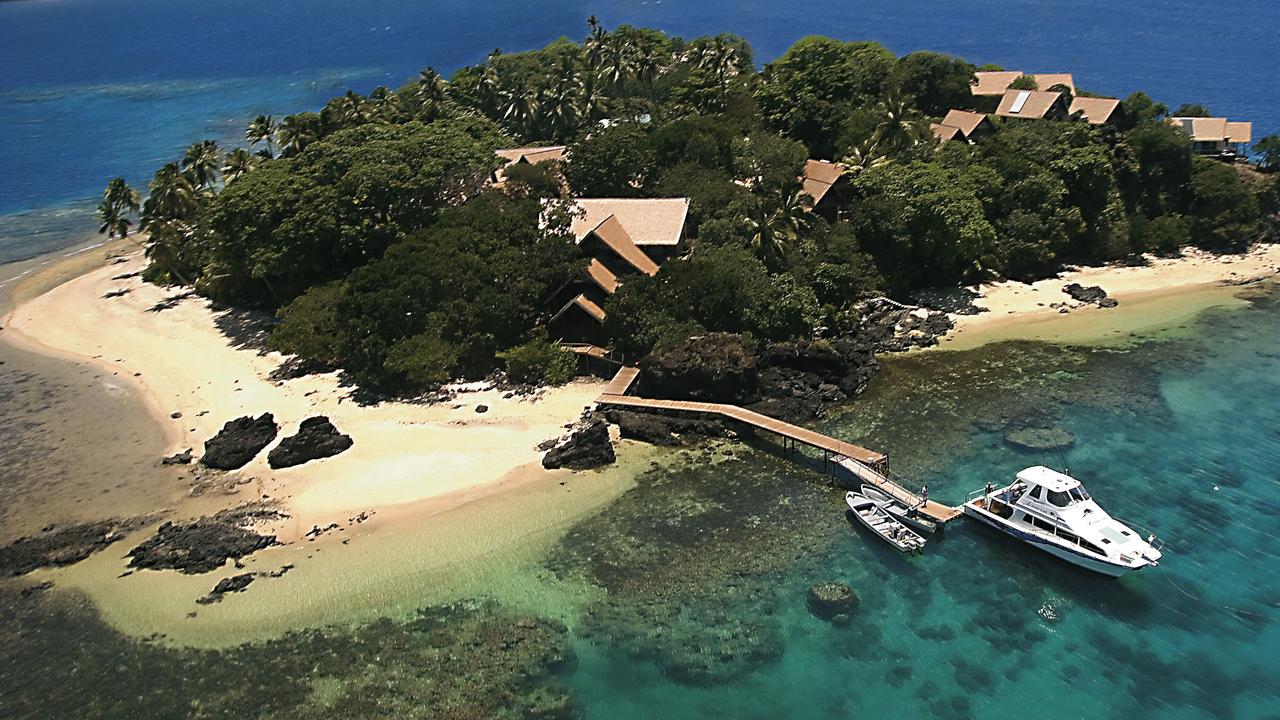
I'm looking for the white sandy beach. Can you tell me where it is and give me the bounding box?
[941,244,1280,350]
[4,241,1278,644]
[5,250,609,541]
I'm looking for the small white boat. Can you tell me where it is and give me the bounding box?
[860,483,938,535]
[963,466,1163,578]
[846,491,926,553]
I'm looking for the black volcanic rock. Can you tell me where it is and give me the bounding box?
[202,413,278,470]
[0,519,139,576]
[1063,283,1118,308]
[606,410,731,446]
[127,508,281,574]
[851,297,955,352]
[161,448,194,465]
[542,418,615,470]
[640,333,760,404]
[267,416,353,469]
[196,573,255,604]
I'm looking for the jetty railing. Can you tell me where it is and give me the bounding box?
[594,366,963,523]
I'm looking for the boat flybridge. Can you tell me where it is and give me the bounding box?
[963,466,1163,578]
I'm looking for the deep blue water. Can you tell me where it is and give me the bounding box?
[2,0,1278,263]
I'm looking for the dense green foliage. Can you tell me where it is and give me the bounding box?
[498,337,579,385]
[103,20,1277,390]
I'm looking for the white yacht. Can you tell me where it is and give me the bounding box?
[963,466,1163,577]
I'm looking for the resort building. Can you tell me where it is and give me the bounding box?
[543,198,689,344]
[1069,96,1124,126]
[995,89,1070,121]
[971,71,1076,97]
[930,123,963,144]
[1167,117,1253,157]
[799,159,850,220]
[932,109,996,143]
[491,145,567,184]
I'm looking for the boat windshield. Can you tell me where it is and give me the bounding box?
[1047,488,1087,507]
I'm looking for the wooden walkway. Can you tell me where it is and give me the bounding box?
[836,457,963,523]
[595,367,962,523]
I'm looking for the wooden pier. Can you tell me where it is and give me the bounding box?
[595,367,963,523]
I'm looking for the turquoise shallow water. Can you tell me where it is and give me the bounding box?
[0,292,1276,719]
[565,295,1280,719]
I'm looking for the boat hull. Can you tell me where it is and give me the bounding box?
[963,503,1140,578]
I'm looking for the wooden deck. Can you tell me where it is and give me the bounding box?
[600,366,640,396]
[594,366,963,523]
[836,457,963,523]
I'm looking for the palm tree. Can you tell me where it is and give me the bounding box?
[221,148,257,184]
[278,113,320,156]
[841,139,890,179]
[578,73,609,125]
[246,114,277,157]
[181,140,221,190]
[744,190,812,270]
[597,34,636,89]
[874,93,924,151]
[333,90,368,126]
[416,67,448,104]
[142,219,195,285]
[96,177,141,239]
[366,86,396,124]
[500,82,541,137]
[696,38,743,84]
[140,163,198,229]
[633,35,665,94]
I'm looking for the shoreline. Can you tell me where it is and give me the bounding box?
[3,239,1277,645]
[936,244,1280,351]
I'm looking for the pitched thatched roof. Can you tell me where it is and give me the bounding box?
[585,258,620,294]
[971,71,1023,96]
[940,109,991,137]
[972,71,1076,96]
[1069,97,1122,125]
[495,146,567,165]
[931,123,963,143]
[996,90,1066,119]
[564,198,689,247]
[1169,117,1229,141]
[588,215,660,276]
[1226,121,1253,144]
[551,294,607,324]
[800,159,847,206]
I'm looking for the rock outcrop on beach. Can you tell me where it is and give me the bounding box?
[127,506,283,574]
[161,448,193,465]
[266,416,353,469]
[542,417,615,470]
[640,333,761,404]
[851,297,956,352]
[1063,283,1118,308]
[638,332,883,423]
[605,409,733,446]
[201,413,279,470]
[1004,425,1077,452]
[196,573,255,604]
[0,519,141,576]
[807,581,859,620]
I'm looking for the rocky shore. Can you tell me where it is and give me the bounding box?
[126,505,285,574]
[0,519,144,577]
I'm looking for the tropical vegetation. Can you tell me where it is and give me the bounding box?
[96,22,1278,392]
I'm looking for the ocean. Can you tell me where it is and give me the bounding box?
[2,0,1278,263]
[3,278,1277,719]
[2,2,1279,718]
